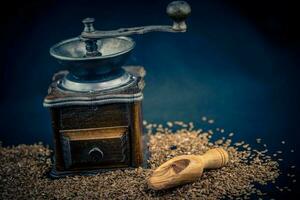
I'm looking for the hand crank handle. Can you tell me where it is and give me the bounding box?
[80,1,191,39]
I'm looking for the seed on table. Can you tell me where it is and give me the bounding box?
[208,119,214,124]
[166,122,173,127]
[256,138,262,143]
[188,122,194,130]
[0,120,290,199]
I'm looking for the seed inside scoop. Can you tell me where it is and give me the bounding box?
[170,159,190,174]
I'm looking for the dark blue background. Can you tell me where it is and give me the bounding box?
[0,0,299,198]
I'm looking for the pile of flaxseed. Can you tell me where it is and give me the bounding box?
[0,118,296,199]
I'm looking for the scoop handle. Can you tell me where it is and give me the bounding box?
[199,148,229,169]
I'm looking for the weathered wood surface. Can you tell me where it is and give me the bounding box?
[61,126,130,169]
[43,66,145,107]
[129,102,144,167]
[60,104,129,130]
[45,66,146,176]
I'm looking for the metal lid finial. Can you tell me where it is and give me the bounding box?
[82,18,95,33]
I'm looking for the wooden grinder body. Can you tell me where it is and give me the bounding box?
[44,67,147,177]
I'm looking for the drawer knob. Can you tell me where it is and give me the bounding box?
[88,147,104,161]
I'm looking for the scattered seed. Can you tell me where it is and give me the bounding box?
[188,122,194,130]
[256,138,261,143]
[167,121,173,127]
[0,120,291,199]
[208,119,214,124]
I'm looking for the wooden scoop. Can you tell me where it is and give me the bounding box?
[148,148,229,190]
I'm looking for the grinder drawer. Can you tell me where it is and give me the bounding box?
[60,126,130,170]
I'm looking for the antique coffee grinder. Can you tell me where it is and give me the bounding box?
[44,1,191,177]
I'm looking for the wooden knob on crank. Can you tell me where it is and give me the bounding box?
[167,1,191,31]
[148,148,229,190]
